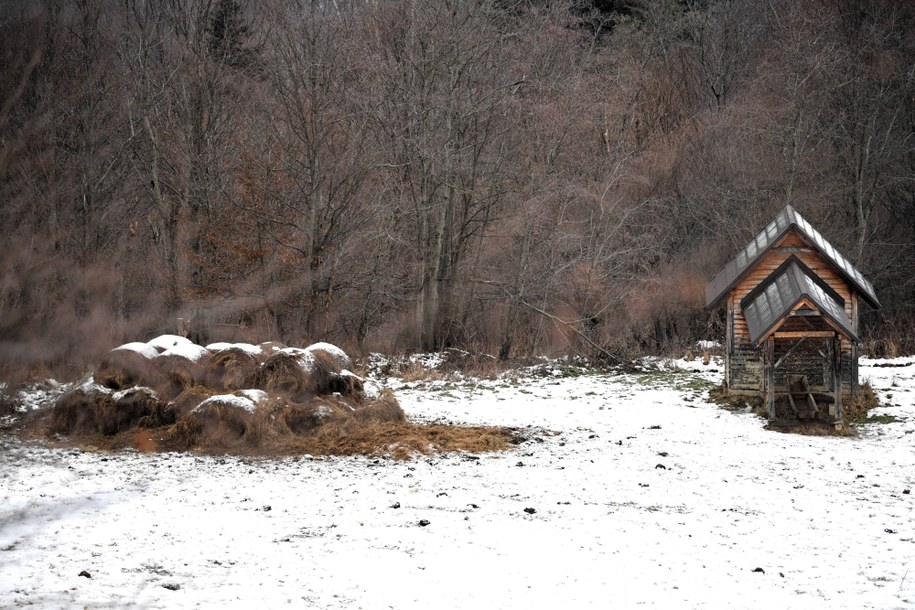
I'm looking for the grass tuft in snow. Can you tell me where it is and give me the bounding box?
[842,382,883,423]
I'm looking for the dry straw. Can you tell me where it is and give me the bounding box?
[39,339,516,458]
[206,347,259,391]
[94,348,159,390]
[155,354,207,401]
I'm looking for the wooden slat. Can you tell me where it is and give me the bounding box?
[773,331,836,339]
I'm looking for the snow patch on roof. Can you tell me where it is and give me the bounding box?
[112,342,160,359]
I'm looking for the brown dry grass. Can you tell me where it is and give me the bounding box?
[289,421,514,459]
[69,415,516,459]
[354,389,405,423]
[206,348,258,391]
[708,385,764,412]
[842,382,882,423]
[400,364,444,383]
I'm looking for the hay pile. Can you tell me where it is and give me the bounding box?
[43,336,483,456]
[94,343,160,390]
[206,347,259,391]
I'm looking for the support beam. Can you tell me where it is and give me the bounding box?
[766,338,776,420]
[773,331,836,339]
[774,337,808,370]
[834,337,843,427]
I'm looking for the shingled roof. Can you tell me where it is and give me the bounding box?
[705,205,879,309]
[742,261,859,345]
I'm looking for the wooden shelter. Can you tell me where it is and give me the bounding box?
[706,205,879,426]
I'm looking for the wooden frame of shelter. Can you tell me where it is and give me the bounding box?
[706,205,879,427]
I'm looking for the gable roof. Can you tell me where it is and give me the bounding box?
[743,261,859,345]
[705,205,879,309]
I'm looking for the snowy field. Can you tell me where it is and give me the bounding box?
[1,356,913,609]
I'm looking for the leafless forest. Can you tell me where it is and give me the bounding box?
[1,0,913,379]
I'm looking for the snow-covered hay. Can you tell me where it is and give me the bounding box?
[50,385,164,437]
[280,396,353,435]
[22,337,521,458]
[155,351,208,400]
[164,387,217,422]
[355,389,404,423]
[206,347,259,391]
[96,387,161,435]
[309,348,348,395]
[94,345,159,390]
[147,334,193,353]
[48,385,110,435]
[339,371,365,400]
[173,392,266,449]
[256,349,313,400]
[306,342,352,369]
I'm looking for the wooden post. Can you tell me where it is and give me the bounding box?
[766,337,776,421]
[834,336,843,428]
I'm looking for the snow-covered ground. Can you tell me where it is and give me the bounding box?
[1,356,913,609]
